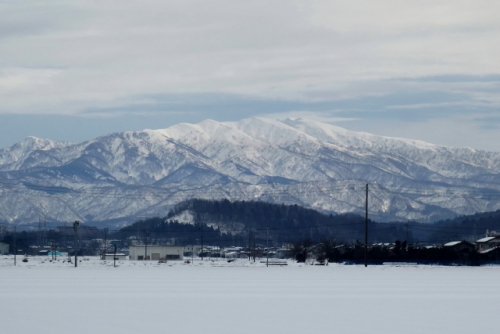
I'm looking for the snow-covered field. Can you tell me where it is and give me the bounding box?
[1,256,498,334]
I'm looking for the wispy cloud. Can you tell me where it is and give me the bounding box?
[0,0,499,150]
[257,111,359,124]
[0,1,498,113]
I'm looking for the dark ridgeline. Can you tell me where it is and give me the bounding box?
[114,199,411,247]
[427,210,500,243]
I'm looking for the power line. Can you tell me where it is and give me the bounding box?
[1,177,500,225]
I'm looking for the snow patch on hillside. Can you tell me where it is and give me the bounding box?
[169,210,195,225]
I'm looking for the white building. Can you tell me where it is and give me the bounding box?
[0,242,9,255]
[129,245,184,261]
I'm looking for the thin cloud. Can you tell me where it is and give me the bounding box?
[0,0,499,151]
[257,111,360,124]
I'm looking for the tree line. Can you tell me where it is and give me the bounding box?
[3,200,499,261]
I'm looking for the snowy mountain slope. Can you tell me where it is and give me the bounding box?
[282,118,500,176]
[0,137,73,171]
[0,117,500,225]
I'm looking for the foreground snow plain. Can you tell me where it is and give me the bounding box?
[1,256,498,334]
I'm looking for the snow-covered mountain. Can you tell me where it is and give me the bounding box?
[1,117,500,226]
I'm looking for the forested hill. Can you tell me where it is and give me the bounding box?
[169,199,367,242]
[427,209,500,243]
[115,201,500,246]
[118,199,411,246]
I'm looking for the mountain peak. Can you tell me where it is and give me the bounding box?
[6,136,67,155]
[1,116,500,224]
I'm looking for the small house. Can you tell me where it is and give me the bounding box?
[476,236,500,252]
[443,240,475,253]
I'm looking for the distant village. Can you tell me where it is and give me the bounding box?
[0,223,296,262]
[1,225,500,265]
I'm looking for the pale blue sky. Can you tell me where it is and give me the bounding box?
[1,1,499,151]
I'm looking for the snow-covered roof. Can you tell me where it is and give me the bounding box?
[480,247,499,254]
[476,237,497,243]
[444,241,462,247]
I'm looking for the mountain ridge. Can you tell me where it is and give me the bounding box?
[1,117,499,226]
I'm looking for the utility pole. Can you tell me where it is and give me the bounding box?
[200,223,204,260]
[248,230,251,261]
[73,221,80,268]
[405,224,410,250]
[113,244,117,268]
[144,230,149,261]
[364,184,368,268]
[103,228,108,259]
[218,223,222,261]
[253,234,256,262]
[266,228,269,267]
[37,217,41,248]
[42,219,47,247]
[13,226,17,266]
